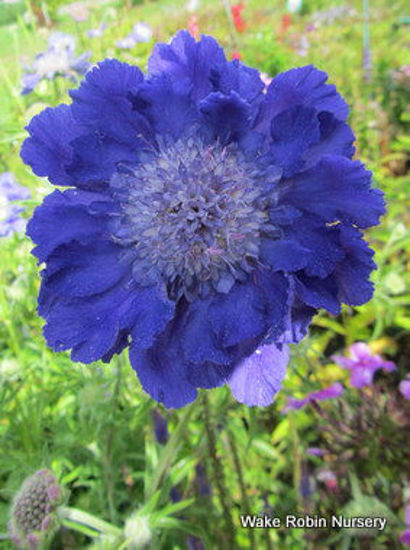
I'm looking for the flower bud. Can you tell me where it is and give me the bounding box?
[8,469,66,549]
[123,513,151,549]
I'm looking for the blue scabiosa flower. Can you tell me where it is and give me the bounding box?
[22,32,385,409]
[0,172,30,237]
[116,23,152,50]
[21,32,91,95]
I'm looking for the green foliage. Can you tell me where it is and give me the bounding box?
[0,0,409,548]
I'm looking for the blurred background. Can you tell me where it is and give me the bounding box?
[0,0,409,548]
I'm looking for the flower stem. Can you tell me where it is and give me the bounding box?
[102,356,123,523]
[288,412,303,512]
[146,401,196,500]
[202,392,235,548]
[226,429,256,550]
[57,506,122,538]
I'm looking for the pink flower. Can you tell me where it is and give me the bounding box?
[333,342,395,388]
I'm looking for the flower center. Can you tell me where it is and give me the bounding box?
[111,137,274,300]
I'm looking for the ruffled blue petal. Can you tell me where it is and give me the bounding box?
[259,238,310,272]
[281,216,345,278]
[130,73,198,139]
[41,240,132,298]
[280,155,385,228]
[254,65,349,136]
[334,225,376,306]
[21,105,82,187]
[66,132,137,185]
[209,58,265,103]
[228,344,289,406]
[295,272,340,315]
[130,323,197,408]
[303,111,355,168]
[70,59,153,146]
[26,189,111,262]
[148,31,226,101]
[268,105,320,177]
[42,279,173,364]
[199,91,251,144]
[278,300,316,344]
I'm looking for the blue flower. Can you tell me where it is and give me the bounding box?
[0,172,30,237]
[116,22,152,50]
[21,32,91,95]
[22,31,385,408]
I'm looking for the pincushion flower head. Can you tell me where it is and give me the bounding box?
[22,31,385,409]
[8,469,65,549]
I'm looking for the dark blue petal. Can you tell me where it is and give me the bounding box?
[295,272,340,315]
[130,330,197,409]
[66,132,137,184]
[131,73,198,139]
[228,344,289,406]
[282,216,345,278]
[207,279,267,347]
[277,300,316,344]
[254,65,349,136]
[70,59,153,146]
[209,58,264,103]
[303,111,355,168]
[256,270,293,340]
[26,189,110,262]
[259,238,310,272]
[181,299,232,365]
[148,31,226,101]
[268,205,302,225]
[268,105,320,177]
[42,240,132,298]
[280,156,385,228]
[42,280,173,364]
[334,225,376,306]
[199,91,251,144]
[21,105,82,186]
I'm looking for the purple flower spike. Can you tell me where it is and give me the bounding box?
[0,172,30,237]
[8,469,66,549]
[152,408,168,444]
[333,342,395,388]
[22,32,384,408]
[306,447,325,456]
[283,383,344,413]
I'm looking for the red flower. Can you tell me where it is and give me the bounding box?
[281,14,292,33]
[231,3,246,32]
[231,51,243,61]
[188,15,199,40]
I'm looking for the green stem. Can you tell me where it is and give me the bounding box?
[288,412,302,512]
[102,357,123,523]
[202,393,235,549]
[58,506,121,537]
[146,401,196,499]
[226,429,256,550]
